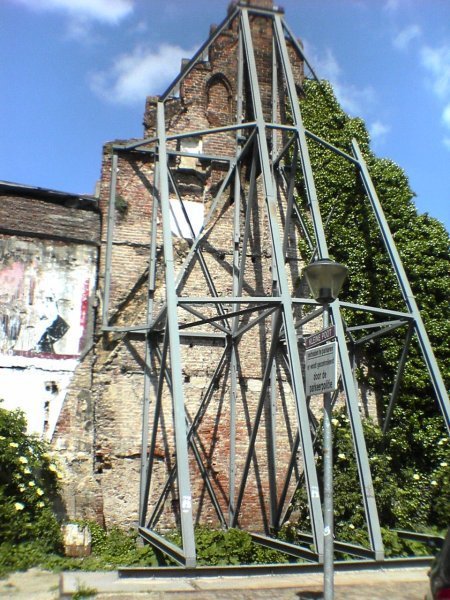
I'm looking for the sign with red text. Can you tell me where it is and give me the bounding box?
[305,325,336,350]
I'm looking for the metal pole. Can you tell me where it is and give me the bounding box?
[241,9,324,557]
[156,101,196,566]
[322,305,334,600]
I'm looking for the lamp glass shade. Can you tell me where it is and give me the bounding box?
[303,259,348,304]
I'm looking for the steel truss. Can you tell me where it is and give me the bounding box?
[101,2,450,568]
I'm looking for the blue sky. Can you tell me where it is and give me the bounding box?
[1,0,449,231]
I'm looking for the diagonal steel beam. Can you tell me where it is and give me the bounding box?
[352,139,450,433]
[274,13,385,560]
[383,322,415,434]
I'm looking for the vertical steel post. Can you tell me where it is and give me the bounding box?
[331,300,384,560]
[322,307,334,600]
[156,102,196,566]
[267,26,279,530]
[102,152,118,327]
[274,14,384,560]
[229,27,245,526]
[139,176,160,526]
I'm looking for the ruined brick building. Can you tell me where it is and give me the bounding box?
[52,0,310,537]
[1,0,309,537]
[2,0,448,566]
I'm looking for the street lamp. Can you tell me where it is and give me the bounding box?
[302,258,348,306]
[302,257,348,600]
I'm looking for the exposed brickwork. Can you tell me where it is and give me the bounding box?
[52,0,345,536]
[65,0,308,534]
[0,193,99,244]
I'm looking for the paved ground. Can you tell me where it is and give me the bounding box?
[0,567,430,599]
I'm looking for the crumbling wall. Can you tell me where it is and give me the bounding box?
[0,191,99,439]
[59,0,309,532]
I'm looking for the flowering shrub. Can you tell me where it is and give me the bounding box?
[0,404,62,553]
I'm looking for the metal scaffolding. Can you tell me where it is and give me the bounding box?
[101,2,450,568]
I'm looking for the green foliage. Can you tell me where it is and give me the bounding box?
[289,79,450,549]
[170,527,290,565]
[0,407,288,573]
[115,194,128,216]
[0,403,62,576]
[72,582,98,599]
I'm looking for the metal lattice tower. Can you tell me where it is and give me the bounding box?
[101,1,450,567]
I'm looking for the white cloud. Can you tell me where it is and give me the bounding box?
[420,44,450,99]
[443,137,450,150]
[393,25,421,51]
[309,46,341,82]
[90,43,197,105]
[9,0,133,24]
[442,104,450,129]
[384,0,414,12]
[369,120,391,141]
[384,0,400,12]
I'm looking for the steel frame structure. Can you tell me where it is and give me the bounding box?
[101,3,450,568]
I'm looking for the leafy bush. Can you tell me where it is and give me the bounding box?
[170,527,291,565]
[0,403,63,575]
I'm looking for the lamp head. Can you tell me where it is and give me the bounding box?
[302,258,348,305]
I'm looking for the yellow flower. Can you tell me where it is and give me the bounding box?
[9,442,19,448]
[19,456,28,464]
[48,464,57,472]
[431,480,438,486]
[23,467,31,474]
[413,473,420,480]
[349,524,355,530]
[28,481,35,487]
[36,488,44,496]
[440,462,448,468]
[338,453,346,460]
[37,501,45,508]
[14,502,24,511]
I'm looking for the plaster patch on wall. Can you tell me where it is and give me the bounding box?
[169,198,204,239]
[0,365,73,438]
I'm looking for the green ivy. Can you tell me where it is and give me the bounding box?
[290,80,450,543]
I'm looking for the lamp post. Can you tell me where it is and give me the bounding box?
[302,258,348,600]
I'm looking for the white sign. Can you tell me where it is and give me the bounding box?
[305,341,338,396]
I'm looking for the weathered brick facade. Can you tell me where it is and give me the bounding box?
[0,182,99,443]
[45,1,306,533]
[46,0,322,534]
[0,1,382,539]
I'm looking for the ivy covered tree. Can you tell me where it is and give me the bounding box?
[293,80,450,539]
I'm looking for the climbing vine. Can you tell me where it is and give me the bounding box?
[293,79,450,538]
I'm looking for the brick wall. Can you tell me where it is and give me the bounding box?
[53,0,322,533]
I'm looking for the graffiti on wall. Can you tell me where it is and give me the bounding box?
[0,239,94,358]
